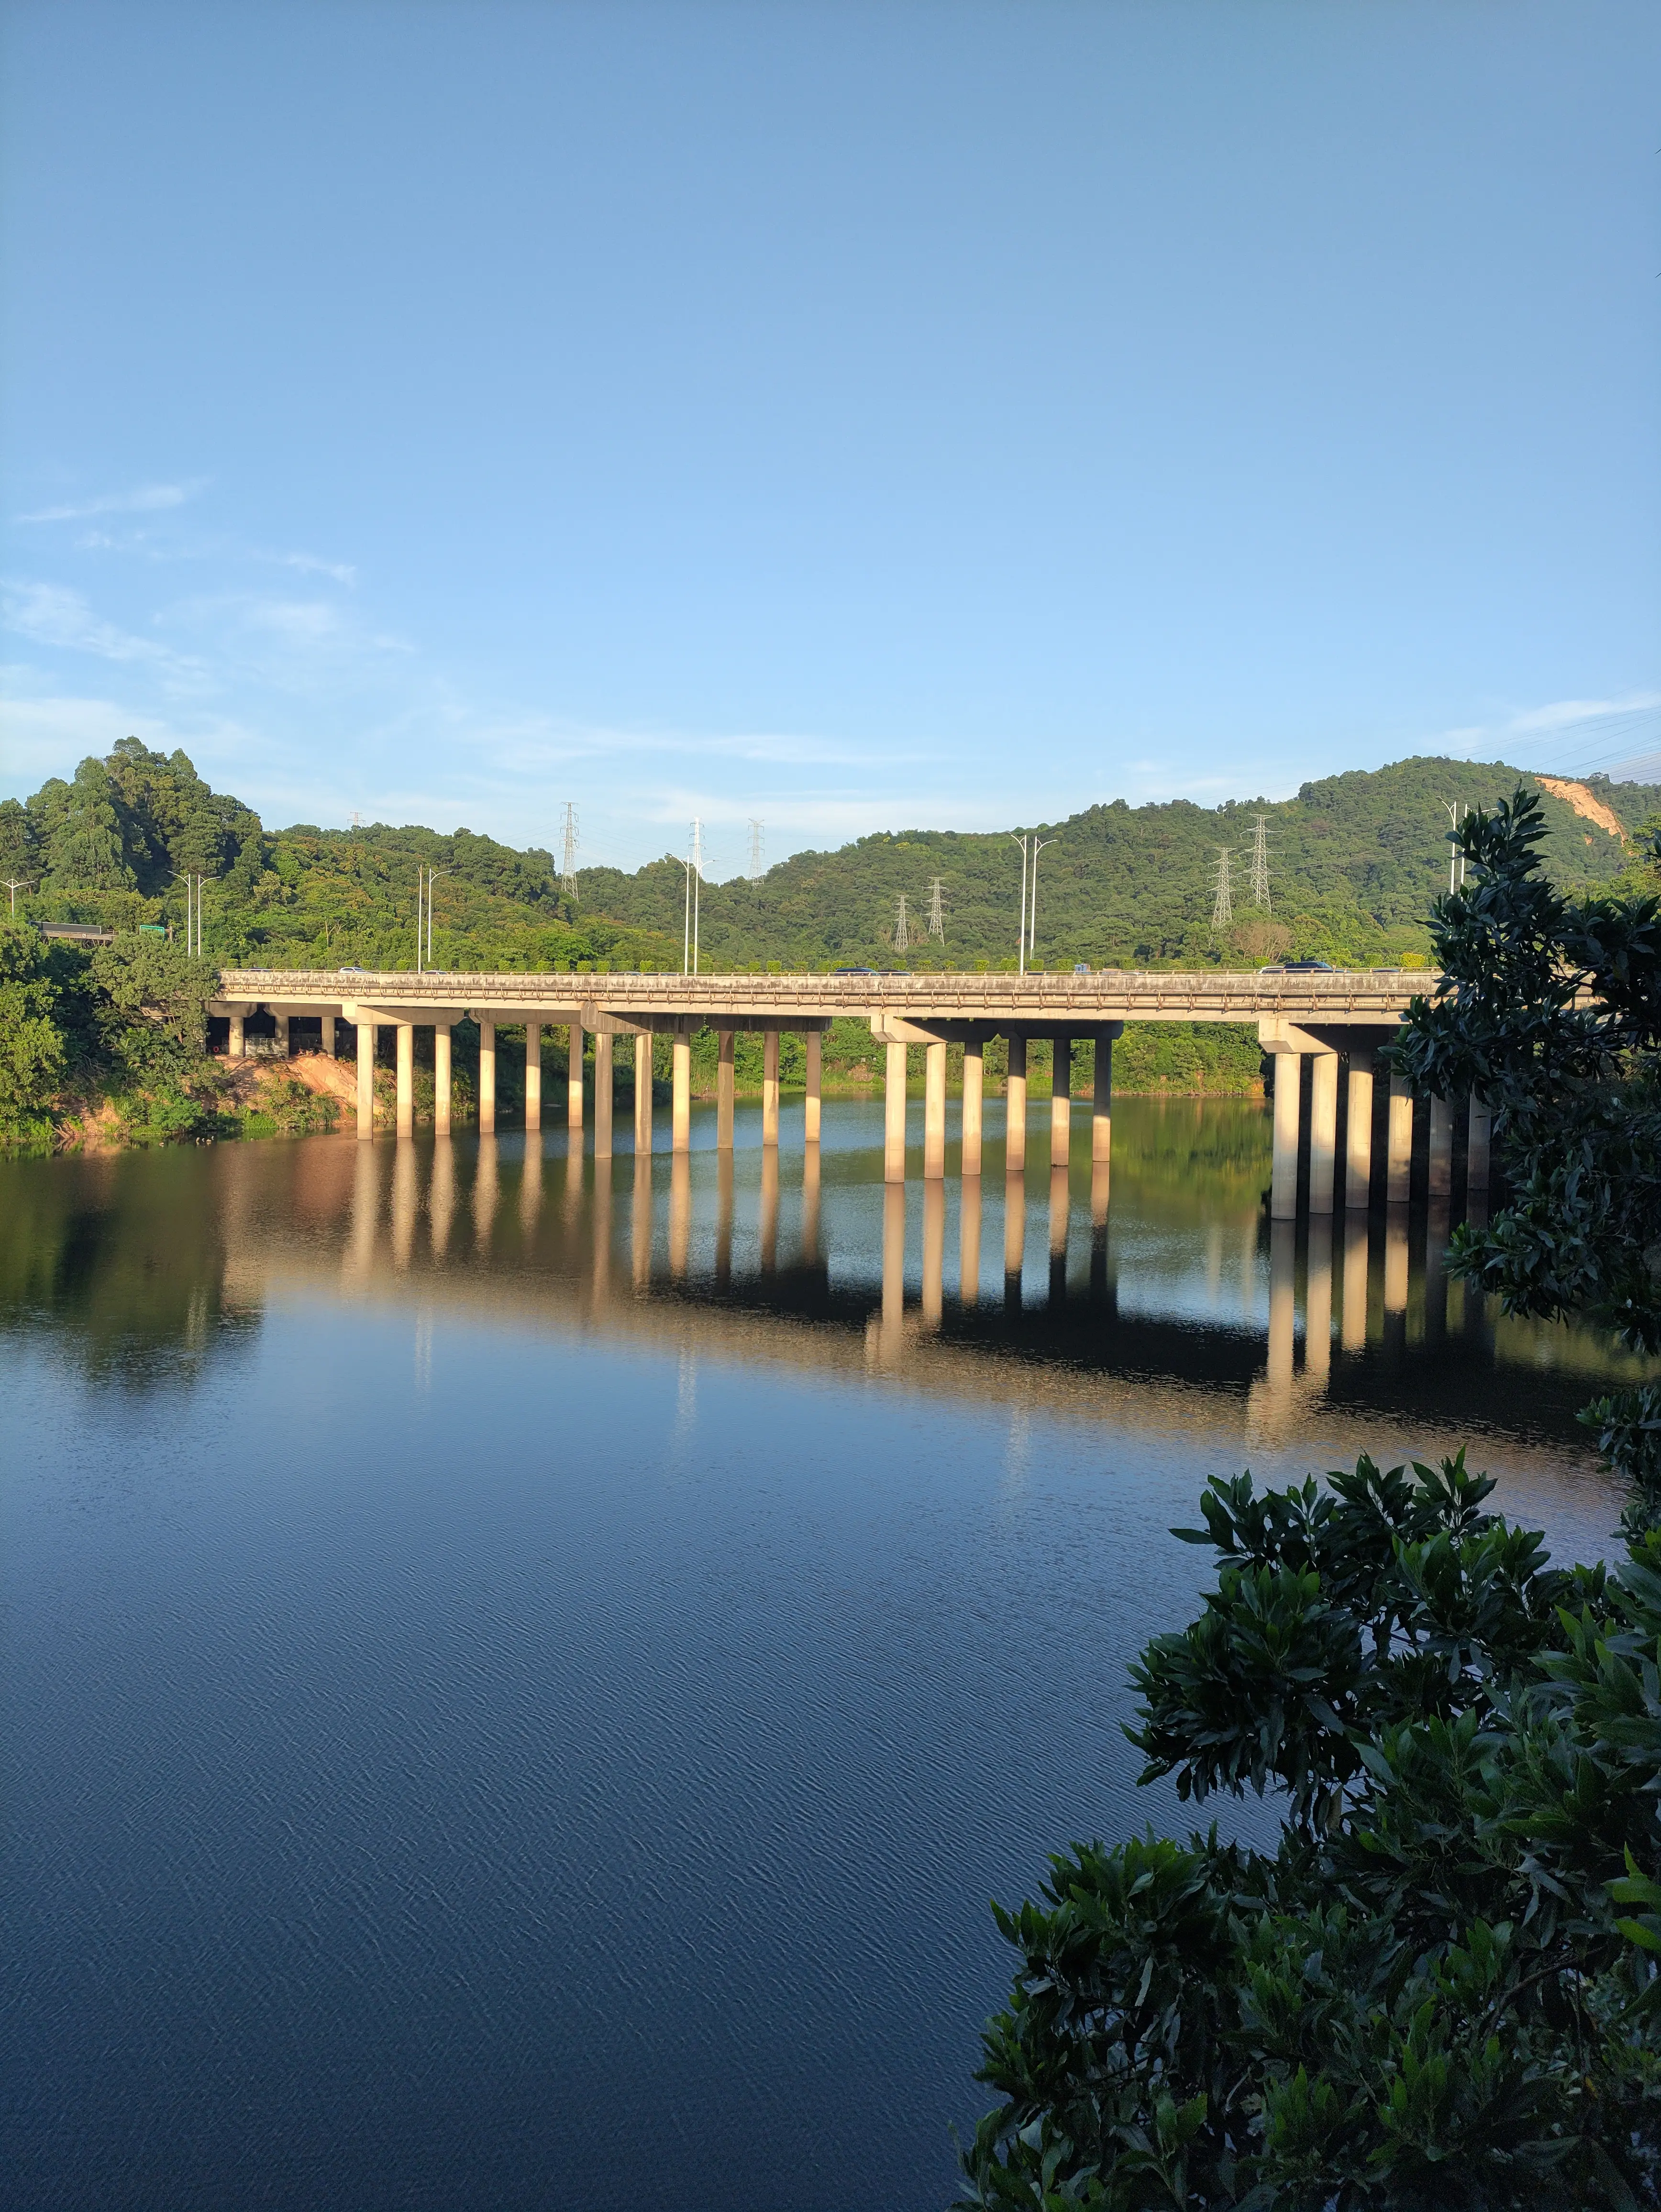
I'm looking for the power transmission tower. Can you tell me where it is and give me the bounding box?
[926,877,945,942]
[1210,846,1235,933]
[1246,815,1273,910]
[3,877,27,917]
[892,894,910,954]
[1443,802,1467,894]
[747,819,765,880]
[559,802,580,896]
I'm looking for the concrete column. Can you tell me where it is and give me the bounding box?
[567,1020,584,1134]
[762,1028,780,1148]
[1387,1076,1413,1205]
[804,1029,822,1146]
[716,1029,735,1151]
[1308,1051,1338,1214]
[396,1022,414,1136]
[594,1030,613,1159]
[1306,1216,1333,1386]
[1006,1032,1027,1173]
[229,1011,245,1059]
[923,1040,947,1179]
[1428,1094,1453,1200]
[672,1032,691,1152]
[634,1031,653,1156]
[322,1013,337,1058]
[478,1019,496,1136]
[1467,1095,1492,1194]
[1092,1032,1114,1168]
[921,1180,945,1329]
[356,1019,375,1139]
[961,1039,984,1178]
[275,1012,291,1058]
[884,1040,908,1183]
[960,1171,982,1304]
[524,1023,542,1133]
[1051,1033,1072,1168]
[1345,1052,1373,1207]
[1271,1053,1302,1219]
[434,1025,452,1138]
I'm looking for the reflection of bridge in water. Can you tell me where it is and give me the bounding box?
[237,1129,1631,1495]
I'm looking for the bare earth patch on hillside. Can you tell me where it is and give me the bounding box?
[1536,775,1627,841]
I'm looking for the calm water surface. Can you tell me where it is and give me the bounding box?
[1,1096,1641,2212]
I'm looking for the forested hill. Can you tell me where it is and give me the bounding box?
[4,739,1657,973]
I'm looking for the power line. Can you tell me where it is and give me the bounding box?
[892,893,910,954]
[747,819,765,881]
[1246,815,1273,910]
[559,803,579,896]
[1210,845,1234,932]
[926,876,945,942]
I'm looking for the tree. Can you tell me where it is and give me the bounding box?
[44,757,134,892]
[960,792,1661,2211]
[0,920,67,1144]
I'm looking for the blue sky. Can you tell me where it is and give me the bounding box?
[2,0,1658,877]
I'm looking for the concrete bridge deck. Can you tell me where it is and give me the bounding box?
[208,965,1469,1222]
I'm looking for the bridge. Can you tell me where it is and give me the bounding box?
[210,966,1486,1219]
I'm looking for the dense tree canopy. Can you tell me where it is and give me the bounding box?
[960,794,1661,2210]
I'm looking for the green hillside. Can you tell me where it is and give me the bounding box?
[3,738,1654,975]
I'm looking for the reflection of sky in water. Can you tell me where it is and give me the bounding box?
[0,1101,1650,2212]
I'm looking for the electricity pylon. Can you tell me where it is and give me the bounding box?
[747,819,765,880]
[559,803,579,896]
[1246,814,1273,910]
[926,877,945,941]
[892,894,910,954]
[1210,846,1235,933]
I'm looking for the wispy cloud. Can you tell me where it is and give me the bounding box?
[16,480,207,525]
[0,579,206,686]
[272,552,358,586]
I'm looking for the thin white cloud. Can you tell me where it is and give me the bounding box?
[0,579,205,683]
[16,480,206,524]
[273,552,358,586]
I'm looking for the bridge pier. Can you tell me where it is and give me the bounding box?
[1428,1095,1453,1199]
[275,1013,290,1058]
[923,1040,947,1178]
[762,1028,780,1148]
[356,1019,375,1138]
[479,1019,496,1135]
[1387,1075,1413,1203]
[962,1038,983,1177]
[716,1029,735,1149]
[672,1034,691,1152]
[594,1031,613,1159]
[321,1013,336,1058]
[1006,1032,1027,1172]
[1051,1034,1071,1167]
[884,1040,907,1183]
[434,1024,452,1137]
[1093,1030,1115,1170]
[1271,1053,1301,1219]
[525,1022,542,1133]
[567,1020,584,1136]
[229,1011,244,1059]
[396,1022,414,1136]
[804,1029,822,1144]
[1003,1170,1025,1294]
[1346,1049,1373,1206]
[1309,1051,1338,1213]
[1467,1095,1492,1192]
[635,1031,653,1156]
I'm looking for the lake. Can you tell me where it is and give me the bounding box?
[0,1095,1637,2212]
